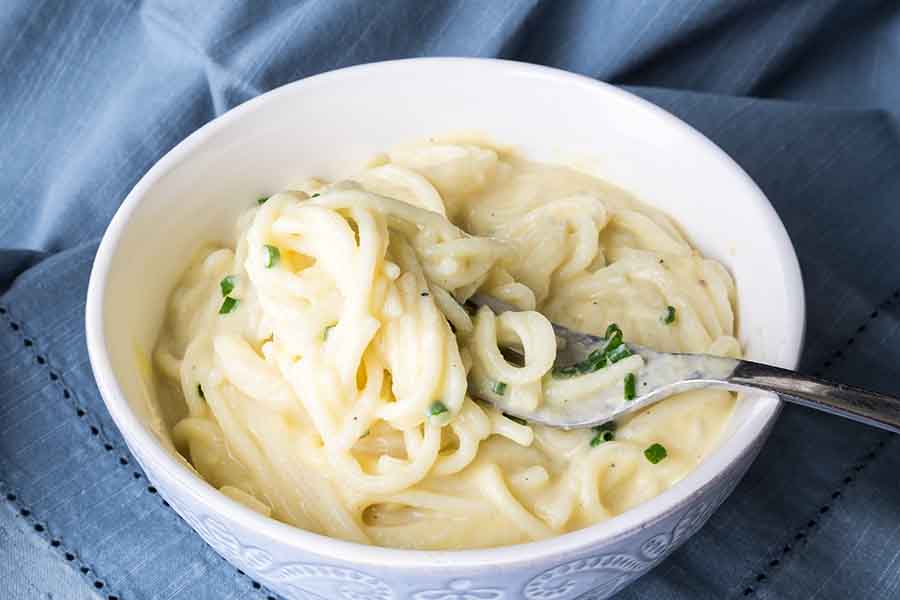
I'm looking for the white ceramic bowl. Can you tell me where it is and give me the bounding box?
[86,58,805,600]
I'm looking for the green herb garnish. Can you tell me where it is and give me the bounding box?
[551,323,634,378]
[552,364,579,377]
[219,275,237,297]
[503,413,527,426]
[662,305,676,324]
[601,323,624,353]
[311,192,320,198]
[492,381,508,395]
[197,384,205,400]
[606,343,633,364]
[577,348,607,374]
[428,401,449,418]
[323,324,335,340]
[219,296,240,314]
[589,421,617,447]
[624,372,636,400]
[263,245,280,268]
[605,323,622,339]
[644,443,668,464]
[257,196,269,205]
[590,429,615,447]
[603,334,623,355]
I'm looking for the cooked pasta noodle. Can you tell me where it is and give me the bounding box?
[153,137,740,549]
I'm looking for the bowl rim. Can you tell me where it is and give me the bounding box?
[86,57,806,568]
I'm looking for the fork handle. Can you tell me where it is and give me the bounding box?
[728,361,900,434]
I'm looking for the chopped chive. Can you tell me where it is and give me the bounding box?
[606,343,632,364]
[604,323,622,339]
[590,429,615,447]
[197,384,205,400]
[503,413,527,426]
[585,348,605,363]
[644,443,668,464]
[311,192,320,198]
[219,296,239,314]
[624,373,637,400]
[552,364,579,378]
[492,381,508,395]
[257,196,269,205]
[323,324,335,340]
[603,333,623,353]
[557,346,608,378]
[553,323,633,377]
[576,348,607,374]
[585,358,608,374]
[263,245,280,268]
[219,275,237,297]
[662,305,676,324]
[427,401,449,418]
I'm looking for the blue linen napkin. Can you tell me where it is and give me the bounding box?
[2,1,900,598]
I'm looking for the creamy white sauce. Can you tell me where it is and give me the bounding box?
[153,138,740,549]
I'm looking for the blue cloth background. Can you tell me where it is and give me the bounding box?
[2,1,900,598]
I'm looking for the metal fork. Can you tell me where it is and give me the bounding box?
[466,294,900,432]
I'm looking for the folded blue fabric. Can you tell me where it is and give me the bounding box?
[2,1,900,599]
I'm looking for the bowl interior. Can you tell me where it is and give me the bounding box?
[88,58,804,561]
